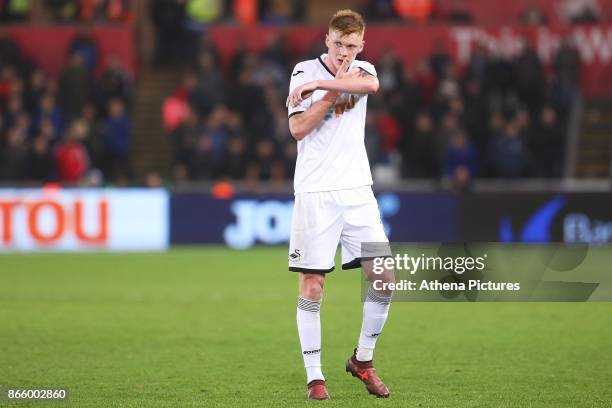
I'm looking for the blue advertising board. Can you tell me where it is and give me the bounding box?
[170,192,458,248]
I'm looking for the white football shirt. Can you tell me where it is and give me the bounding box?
[288,54,377,194]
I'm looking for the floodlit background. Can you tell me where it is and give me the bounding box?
[0,1,611,406]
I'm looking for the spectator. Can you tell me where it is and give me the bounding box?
[194,50,225,103]
[151,0,188,64]
[429,39,451,80]
[247,138,278,181]
[384,66,419,136]
[414,58,436,105]
[282,140,297,178]
[54,120,90,183]
[207,104,231,176]
[0,29,22,68]
[377,108,402,159]
[187,0,221,24]
[378,50,403,93]
[485,48,516,112]
[402,112,439,178]
[261,32,291,69]
[32,94,64,141]
[463,79,489,153]
[466,42,488,85]
[228,39,249,80]
[58,52,94,119]
[437,63,461,101]
[144,171,164,188]
[2,94,24,131]
[365,111,383,167]
[435,112,461,158]
[163,72,196,131]
[97,54,133,114]
[451,165,472,193]
[0,0,30,22]
[520,3,548,25]
[171,106,200,178]
[192,130,215,179]
[192,105,230,179]
[28,135,56,181]
[1,125,28,180]
[79,0,133,23]
[103,97,131,180]
[446,0,473,24]
[184,0,221,60]
[78,0,111,22]
[530,106,563,177]
[79,102,105,170]
[23,68,48,112]
[0,66,18,107]
[45,0,79,22]
[228,66,268,137]
[362,0,399,21]
[554,35,581,110]
[444,130,478,177]
[224,136,247,179]
[197,32,222,65]
[68,30,99,72]
[514,39,545,117]
[488,120,529,178]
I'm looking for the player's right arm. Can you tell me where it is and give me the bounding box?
[287,61,358,141]
[288,94,337,141]
[287,62,332,141]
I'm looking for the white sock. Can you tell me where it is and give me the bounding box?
[297,297,324,383]
[356,286,392,362]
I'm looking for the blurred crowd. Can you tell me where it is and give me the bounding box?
[0,31,133,184]
[0,0,596,188]
[163,34,298,184]
[1,0,606,26]
[163,32,581,189]
[0,0,133,23]
[372,36,581,190]
[151,0,607,64]
[363,0,606,25]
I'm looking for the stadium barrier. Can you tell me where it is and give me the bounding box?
[1,189,609,252]
[171,191,612,248]
[170,192,457,248]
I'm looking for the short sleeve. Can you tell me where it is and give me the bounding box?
[358,61,377,78]
[287,63,312,118]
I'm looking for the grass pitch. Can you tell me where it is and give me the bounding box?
[1,247,611,407]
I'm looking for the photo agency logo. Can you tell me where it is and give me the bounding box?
[362,243,607,302]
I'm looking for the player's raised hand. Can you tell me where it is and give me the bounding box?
[336,58,351,79]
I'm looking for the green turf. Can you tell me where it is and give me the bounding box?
[1,247,611,407]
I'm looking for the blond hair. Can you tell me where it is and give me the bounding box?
[329,9,365,36]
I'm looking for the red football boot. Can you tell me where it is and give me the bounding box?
[307,379,330,400]
[345,350,390,398]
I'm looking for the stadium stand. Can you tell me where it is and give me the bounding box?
[0,0,611,188]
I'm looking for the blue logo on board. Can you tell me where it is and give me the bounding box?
[499,196,565,242]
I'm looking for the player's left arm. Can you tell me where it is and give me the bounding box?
[287,63,378,108]
[315,68,379,95]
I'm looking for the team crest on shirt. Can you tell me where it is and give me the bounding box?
[289,249,302,262]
